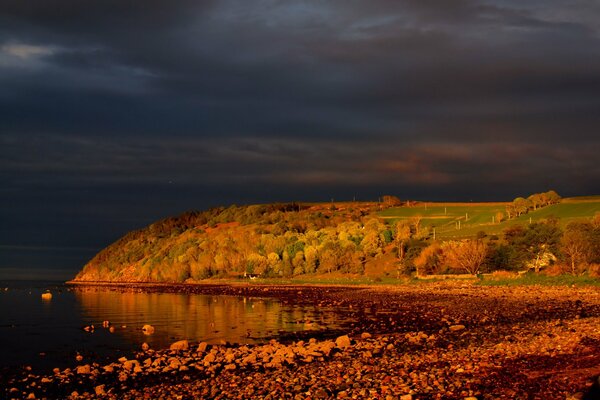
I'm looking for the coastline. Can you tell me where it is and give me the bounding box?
[4,282,600,399]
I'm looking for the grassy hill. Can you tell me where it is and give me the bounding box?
[72,195,599,283]
[379,197,600,240]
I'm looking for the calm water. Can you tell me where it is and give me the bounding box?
[0,281,348,373]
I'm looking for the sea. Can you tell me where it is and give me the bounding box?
[0,280,347,374]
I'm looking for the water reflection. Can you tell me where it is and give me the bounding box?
[74,288,345,349]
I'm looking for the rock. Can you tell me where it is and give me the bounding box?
[27,393,36,399]
[123,360,139,371]
[361,332,372,339]
[242,353,257,365]
[141,342,150,351]
[449,325,466,332]
[464,397,478,400]
[40,377,52,383]
[170,340,189,351]
[400,395,412,400]
[142,324,155,335]
[335,335,352,349]
[70,391,79,399]
[41,292,52,300]
[108,326,115,333]
[75,354,83,362]
[197,342,208,353]
[102,320,110,328]
[76,365,91,374]
[203,353,216,365]
[118,357,128,363]
[95,384,106,396]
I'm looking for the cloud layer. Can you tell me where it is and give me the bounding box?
[1,1,599,274]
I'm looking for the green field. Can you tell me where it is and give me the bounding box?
[379,197,600,239]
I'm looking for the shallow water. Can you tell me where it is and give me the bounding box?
[0,281,347,372]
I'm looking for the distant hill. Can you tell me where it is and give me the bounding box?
[72,194,600,283]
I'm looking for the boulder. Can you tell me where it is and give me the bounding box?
[94,385,106,396]
[142,325,155,335]
[242,353,257,365]
[197,342,208,353]
[449,325,466,332]
[170,340,189,351]
[335,335,352,349]
[123,360,139,371]
[203,353,216,365]
[76,365,91,375]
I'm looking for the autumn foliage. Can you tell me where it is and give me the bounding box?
[74,197,600,282]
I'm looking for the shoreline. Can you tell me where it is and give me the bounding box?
[4,283,600,399]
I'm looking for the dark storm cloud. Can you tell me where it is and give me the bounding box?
[1,1,599,276]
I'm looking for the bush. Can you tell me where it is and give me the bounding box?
[589,263,600,278]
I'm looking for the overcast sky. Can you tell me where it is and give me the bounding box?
[1,1,599,279]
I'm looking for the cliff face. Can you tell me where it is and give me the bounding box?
[73,202,384,282]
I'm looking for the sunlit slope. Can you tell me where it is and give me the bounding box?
[379,197,600,239]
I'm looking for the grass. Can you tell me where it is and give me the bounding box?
[379,197,600,239]
[476,273,600,287]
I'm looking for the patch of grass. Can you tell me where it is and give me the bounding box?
[476,273,600,287]
[379,200,600,239]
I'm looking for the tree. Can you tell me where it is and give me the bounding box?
[544,190,561,205]
[361,218,385,257]
[413,243,442,276]
[513,197,531,216]
[382,195,402,207]
[267,252,281,275]
[246,253,268,275]
[410,215,423,237]
[505,221,562,272]
[394,221,412,277]
[528,194,543,210]
[304,245,318,274]
[495,211,504,224]
[442,240,488,275]
[505,203,516,220]
[561,222,593,275]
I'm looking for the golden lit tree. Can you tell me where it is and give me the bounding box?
[442,239,488,275]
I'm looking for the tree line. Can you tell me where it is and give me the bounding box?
[75,199,600,282]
